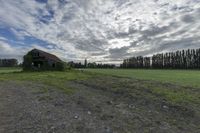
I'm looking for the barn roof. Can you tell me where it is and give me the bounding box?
[31,49,62,62]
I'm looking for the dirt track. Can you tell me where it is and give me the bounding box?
[0,77,199,133]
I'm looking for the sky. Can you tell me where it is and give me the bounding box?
[0,0,200,64]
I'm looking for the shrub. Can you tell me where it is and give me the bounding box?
[56,61,70,71]
[23,54,33,71]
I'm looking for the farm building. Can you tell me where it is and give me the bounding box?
[23,49,65,71]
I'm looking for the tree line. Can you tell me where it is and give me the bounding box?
[121,48,200,69]
[68,61,116,69]
[0,59,18,67]
[87,62,115,68]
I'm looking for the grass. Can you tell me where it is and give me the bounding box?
[151,87,200,104]
[0,67,200,105]
[0,68,91,94]
[84,76,200,106]
[85,69,200,105]
[85,69,200,88]
[0,67,22,73]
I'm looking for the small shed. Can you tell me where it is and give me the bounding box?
[23,49,64,71]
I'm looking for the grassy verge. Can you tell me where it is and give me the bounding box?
[84,69,200,107]
[0,67,22,73]
[82,76,200,115]
[0,68,200,106]
[85,69,200,88]
[0,70,91,94]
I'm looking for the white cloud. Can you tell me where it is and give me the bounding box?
[0,40,31,61]
[0,0,200,63]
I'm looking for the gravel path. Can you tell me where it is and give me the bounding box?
[0,77,199,133]
[0,82,52,133]
[0,81,116,133]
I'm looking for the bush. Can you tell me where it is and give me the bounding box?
[56,62,70,71]
[23,54,33,71]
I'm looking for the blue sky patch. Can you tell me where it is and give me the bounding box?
[35,0,48,4]
[0,27,17,41]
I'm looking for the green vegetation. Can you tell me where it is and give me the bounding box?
[84,76,200,107]
[151,87,199,104]
[0,68,91,94]
[85,69,200,106]
[121,48,200,69]
[1,68,199,131]
[85,69,200,87]
[0,67,200,106]
[0,67,22,73]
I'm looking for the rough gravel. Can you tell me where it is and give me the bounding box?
[0,76,199,133]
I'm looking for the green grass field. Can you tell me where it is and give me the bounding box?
[1,68,200,88]
[0,67,200,104]
[0,67,22,73]
[0,67,200,127]
[0,68,90,94]
[85,69,200,87]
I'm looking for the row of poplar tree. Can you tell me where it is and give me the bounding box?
[120,48,200,69]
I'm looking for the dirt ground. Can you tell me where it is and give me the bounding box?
[0,76,199,133]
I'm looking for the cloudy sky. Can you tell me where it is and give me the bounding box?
[0,0,200,64]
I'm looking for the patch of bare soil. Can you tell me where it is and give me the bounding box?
[0,76,199,133]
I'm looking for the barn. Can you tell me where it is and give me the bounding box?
[23,49,65,71]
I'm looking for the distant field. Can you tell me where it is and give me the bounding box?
[1,67,200,88]
[85,69,200,87]
[0,67,22,73]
